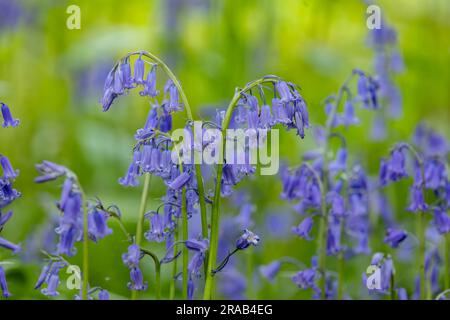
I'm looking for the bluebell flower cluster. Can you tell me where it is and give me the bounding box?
[35,259,67,297]
[0,154,21,298]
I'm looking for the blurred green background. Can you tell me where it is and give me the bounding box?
[0,0,448,299]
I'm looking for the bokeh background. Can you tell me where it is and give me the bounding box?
[0,0,449,299]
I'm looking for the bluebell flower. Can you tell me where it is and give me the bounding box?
[259,261,281,282]
[236,229,260,250]
[406,186,428,213]
[424,159,446,190]
[271,98,291,125]
[1,103,19,128]
[139,65,159,97]
[434,208,450,235]
[389,148,408,180]
[166,171,191,190]
[326,220,342,256]
[0,266,11,298]
[88,206,112,242]
[119,150,141,187]
[159,109,172,132]
[98,289,110,300]
[327,191,346,218]
[164,79,182,112]
[38,261,66,294]
[0,237,21,253]
[292,217,313,241]
[0,178,20,204]
[55,191,83,257]
[0,155,18,180]
[144,211,167,242]
[384,228,408,248]
[133,55,145,85]
[135,107,158,140]
[128,267,148,291]
[120,59,134,89]
[397,288,408,300]
[0,210,13,231]
[35,161,68,183]
[122,244,141,268]
[291,258,321,297]
[258,104,273,128]
[341,100,359,126]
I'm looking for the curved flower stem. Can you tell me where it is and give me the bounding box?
[203,76,283,300]
[399,143,427,299]
[131,173,152,300]
[126,50,208,242]
[316,78,353,299]
[71,176,89,301]
[141,247,161,300]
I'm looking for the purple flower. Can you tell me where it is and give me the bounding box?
[329,148,347,173]
[0,155,18,180]
[292,217,313,241]
[406,186,428,213]
[34,161,67,183]
[166,171,191,190]
[120,59,133,89]
[292,267,319,295]
[119,150,142,187]
[434,208,450,235]
[0,237,21,253]
[88,207,112,242]
[0,210,13,230]
[98,289,110,300]
[0,178,20,203]
[424,159,446,190]
[1,103,20,128]
[389,148,408,180]
[41,274,60,297]
[144,211,166,242]
[139,65,158,97]
[384,228,408,248]
[327,220,342,256]
[397,288,408,300]
[159,110,172,132]
[327,191,346,217]
[341,100,359,126]
[236,229,260,250]
[122,244,141,268]
[165,79,182,112]
[0,266,10,298]
[133,55,145,84]
[259,261,281,282]
[127,267,147,291]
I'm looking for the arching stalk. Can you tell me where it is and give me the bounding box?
[203,76,284,300]
[121,51,208,299]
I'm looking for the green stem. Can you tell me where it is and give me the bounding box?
[445,233,449,290]
[203,76,283,300]
[131,173,151,300]
[141,248,161,300]
[80,186,89,300]
[71,175,89,300]
[401,143,427,299]
[246,249,254,299]
[169,226,179,300]
[181,172,189,299]
[317,79,350,300]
